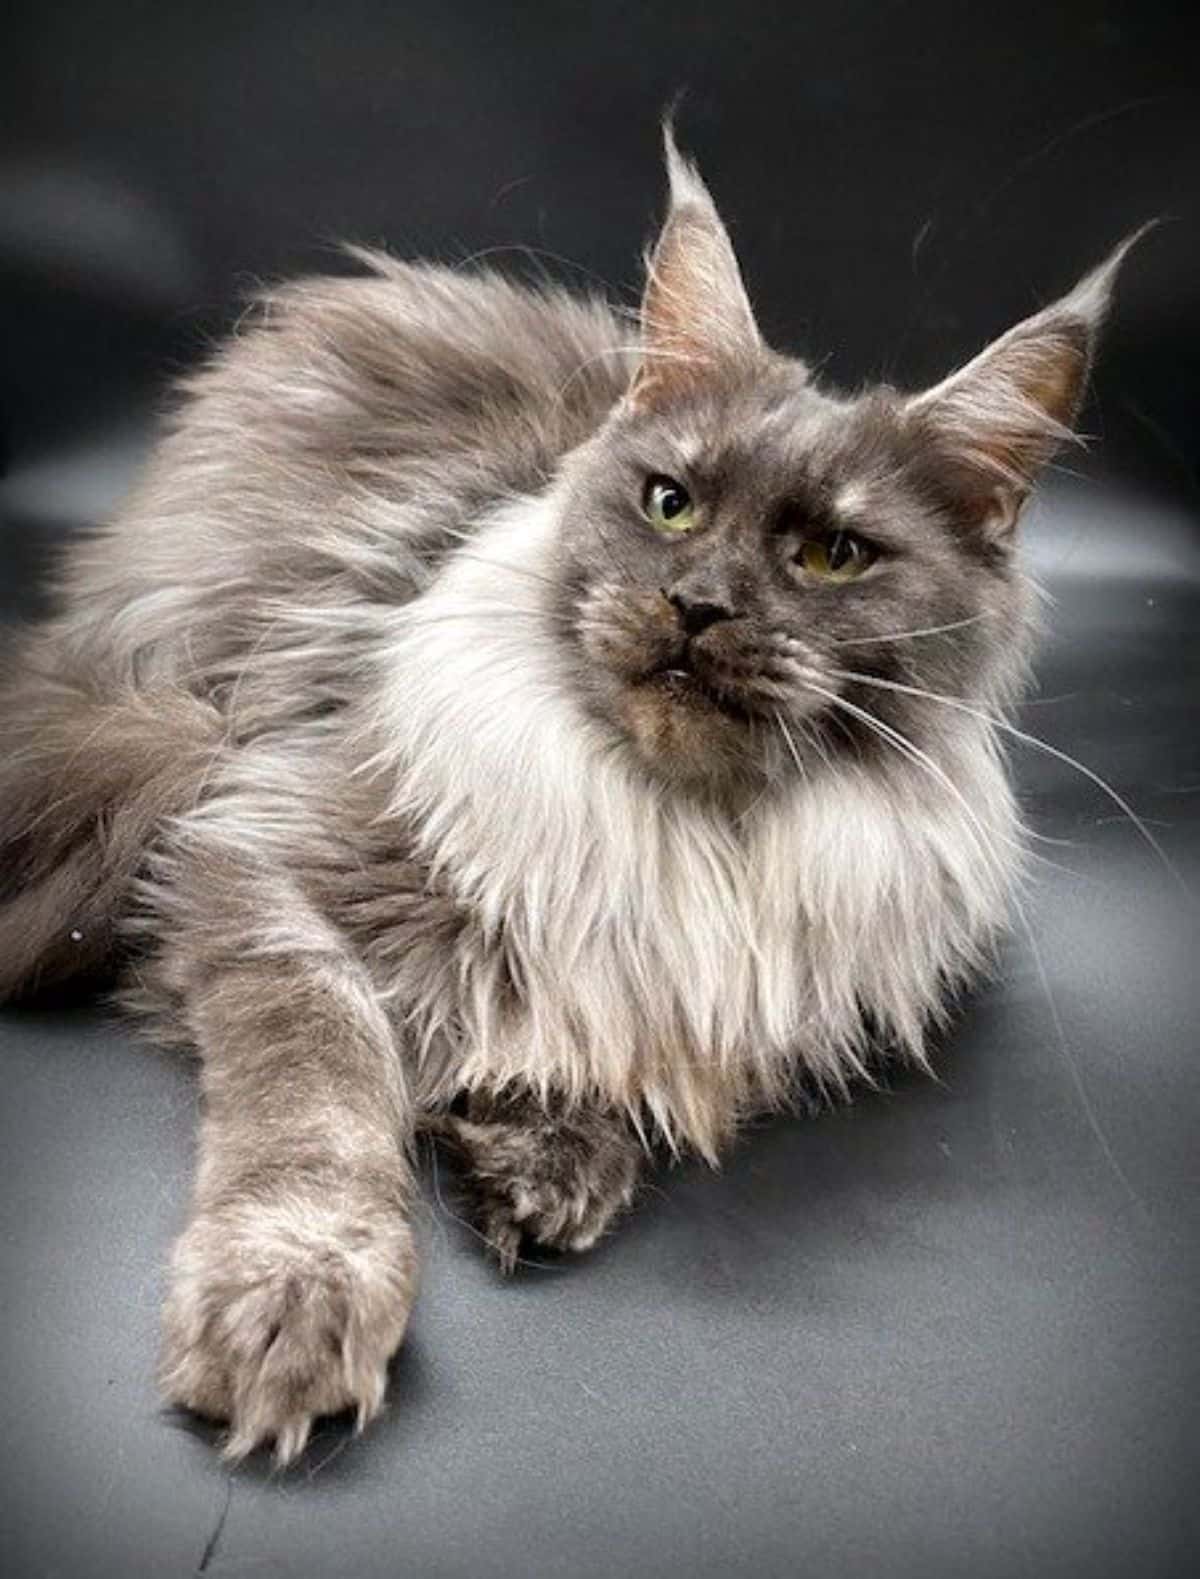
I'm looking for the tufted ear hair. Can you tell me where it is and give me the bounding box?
[627,125,762,412]
[905,226,1153,538]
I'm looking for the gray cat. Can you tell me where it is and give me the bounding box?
[0,133,1135,1462]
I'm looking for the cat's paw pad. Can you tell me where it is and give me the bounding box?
[442,1105,642,1272]
[159,1203,417,1464]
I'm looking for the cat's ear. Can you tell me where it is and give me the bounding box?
[627,127,762,411]
[906,228,1151,538]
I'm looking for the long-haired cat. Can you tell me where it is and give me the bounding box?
[0,132,1137,1462]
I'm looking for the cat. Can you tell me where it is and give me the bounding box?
[0,130,1136,1464]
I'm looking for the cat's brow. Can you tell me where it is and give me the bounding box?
[833,482,873,521]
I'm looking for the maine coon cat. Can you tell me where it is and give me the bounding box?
[0,132,1137,1463]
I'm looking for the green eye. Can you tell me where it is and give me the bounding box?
[797,531,874,583]
[643,475,696,533]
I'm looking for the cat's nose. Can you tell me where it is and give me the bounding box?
[664,587,738,637]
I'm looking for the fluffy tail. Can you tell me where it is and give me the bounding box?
[0,642,224,1001]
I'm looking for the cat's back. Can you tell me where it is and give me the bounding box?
[59,257,629,682]
[180,253,629,503]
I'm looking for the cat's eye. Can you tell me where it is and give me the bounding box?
[643,475,696,533]
[796,531,875,583]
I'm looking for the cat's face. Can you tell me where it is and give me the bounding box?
[555,367,1030,792]
[549,134,1124,796]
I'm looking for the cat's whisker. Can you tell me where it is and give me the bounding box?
[798,677,1017,879]
[776,679,1076,886]
[830,613,991,648]
[807,675,1133,886]
[806,686,1099,948]
[796,714,836,777]
[1007,888,1149,1212]
[828,668,1191,899]
[772,708,808,785]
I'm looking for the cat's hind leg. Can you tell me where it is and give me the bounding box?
[436,1089,645,1272]
[0,636,224,1000]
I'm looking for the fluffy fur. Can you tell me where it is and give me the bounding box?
[0,133,1131,1461]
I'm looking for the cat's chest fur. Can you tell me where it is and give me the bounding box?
[364,495,1019,1155]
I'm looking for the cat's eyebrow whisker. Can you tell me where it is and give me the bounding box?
[828,667,1191,899]
[830,614,991,648]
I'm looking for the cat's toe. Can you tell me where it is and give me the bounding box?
[442,1111,641,1269]
[160,1205,417,1463]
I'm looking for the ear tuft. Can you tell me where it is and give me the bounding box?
[907,225,1154,536]
[628,124,762,411]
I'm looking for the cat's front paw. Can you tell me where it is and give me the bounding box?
[441,1094,644,1272]
[160,1199,418,1464]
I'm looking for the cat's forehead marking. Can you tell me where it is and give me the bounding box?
[833,481,872,521]
[673,430,708,471]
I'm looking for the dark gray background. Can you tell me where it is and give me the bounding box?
[2,3,1198,1577]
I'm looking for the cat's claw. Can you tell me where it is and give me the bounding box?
[159,1203,416,1466]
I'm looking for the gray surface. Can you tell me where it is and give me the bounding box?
[2,467,1198,1577]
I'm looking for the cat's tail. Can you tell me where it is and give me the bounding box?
[0,639,224,1001]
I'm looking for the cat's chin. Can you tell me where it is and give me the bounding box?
[616,672,763,791]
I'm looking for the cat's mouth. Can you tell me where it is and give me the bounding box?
[642,657,752,722]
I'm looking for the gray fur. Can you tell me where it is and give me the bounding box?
[0,133,1130,1461]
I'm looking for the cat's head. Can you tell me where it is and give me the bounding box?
[550,132,1138,797]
